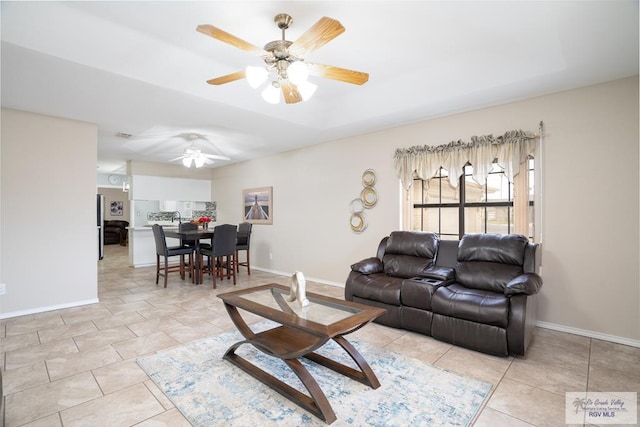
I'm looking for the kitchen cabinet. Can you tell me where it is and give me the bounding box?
[130,175,211,201]
[127,175,212,267]
[159,200,177,211]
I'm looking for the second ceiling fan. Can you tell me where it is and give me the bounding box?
[197,13,369,104]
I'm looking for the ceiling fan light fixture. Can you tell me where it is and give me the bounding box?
[193,156,206,168]
[262,81,281,104]
[297,80,317,101]
[287,61,309,85]
[246,66,268,88]
[182,157,193,167]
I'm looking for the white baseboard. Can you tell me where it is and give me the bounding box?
[133,263,345,289]
[133,262,156,268]
[254,268,640,348]
[9,268,633,350]
[251,267,344,288]
[133,260,184,268]
[536,321,640,348]
[0,298,100,320]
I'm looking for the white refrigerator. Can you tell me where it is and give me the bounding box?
[97,194,104,260]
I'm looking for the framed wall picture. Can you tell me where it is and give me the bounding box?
[110,201,124,216]
[242,186,272,224]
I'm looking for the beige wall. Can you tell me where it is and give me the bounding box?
[0,78,636,343]
[1,109,99,316]
[212,76,639,343]
[99,187,130,221]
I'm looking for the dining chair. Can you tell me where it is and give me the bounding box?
[199,224,237,288]
[180,222,212,251]
[236,222,253,275]
[151,224,194,288]
[178,222,199,282]
[178,221,198,246]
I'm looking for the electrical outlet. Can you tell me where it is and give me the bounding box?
[0,283,6,295]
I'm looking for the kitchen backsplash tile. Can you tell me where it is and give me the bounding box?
[147,202,216,222]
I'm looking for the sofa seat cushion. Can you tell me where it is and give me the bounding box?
[431,283,509,328]
[348,273,403,306]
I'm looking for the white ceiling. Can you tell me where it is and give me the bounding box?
[1,1,638,173]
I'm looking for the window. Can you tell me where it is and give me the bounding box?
[411,157,534,240]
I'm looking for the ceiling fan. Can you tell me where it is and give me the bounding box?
[122,131,231,168]
[170,147,231,168]
[197,13,369,104]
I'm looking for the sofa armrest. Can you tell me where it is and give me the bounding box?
[504,273,543,296]
[421,266,455,282]
[351,257,384,275]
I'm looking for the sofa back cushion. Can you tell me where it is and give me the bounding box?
[455,234,528,292]
[105,220,129,229]
[382,231,438,278]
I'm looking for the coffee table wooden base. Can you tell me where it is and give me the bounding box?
[224,343,337,424]
[218,285,385,425]
[223,322,380,424]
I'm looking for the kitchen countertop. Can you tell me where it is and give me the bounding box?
[130,221,217,231]
[129,226,179,231]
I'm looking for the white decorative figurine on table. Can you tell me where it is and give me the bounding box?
[288,271,309,307]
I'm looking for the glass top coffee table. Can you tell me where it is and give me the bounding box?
[217,283,386,424]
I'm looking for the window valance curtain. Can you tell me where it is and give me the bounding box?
[394,129,537,191]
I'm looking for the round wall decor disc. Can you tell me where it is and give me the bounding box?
[362,169,376,187]
[361,186,378,208]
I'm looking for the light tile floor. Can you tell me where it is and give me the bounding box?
[1,244,638,426]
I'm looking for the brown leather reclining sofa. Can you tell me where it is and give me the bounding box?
[104,220,129,245]
[345,232,543,356]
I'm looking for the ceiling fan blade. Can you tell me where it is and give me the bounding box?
[207,71,246,85]
[168,156,185,162]
[307,63,369,85]
[203,153,231,161]
[196,24,267,57]
[281,80,303,104]
[288,17,345,58]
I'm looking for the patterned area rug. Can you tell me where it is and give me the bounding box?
[137,323,492,426]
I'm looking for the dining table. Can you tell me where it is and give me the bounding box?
[164,227,214,285]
